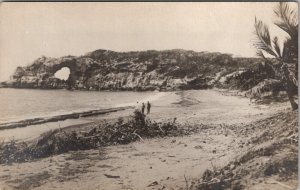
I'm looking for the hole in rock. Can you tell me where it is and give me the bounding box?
[54,67,70,81]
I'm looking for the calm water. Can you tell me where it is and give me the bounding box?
[0,88,163,124]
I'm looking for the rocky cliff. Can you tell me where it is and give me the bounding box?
[2,49,262,91]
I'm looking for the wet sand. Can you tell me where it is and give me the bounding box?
[0,89,291,190]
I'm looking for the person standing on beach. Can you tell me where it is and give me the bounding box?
[141,102,145,114]
[135,101,139,111]
[147,101,151,114]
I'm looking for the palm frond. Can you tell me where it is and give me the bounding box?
[274,2,298,38]
[256,50,272,65]
[256,50,266,59]
[254,17,278,58]
[272,37,281,58]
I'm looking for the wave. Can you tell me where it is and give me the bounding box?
[0,91,167,130]
[114,92,167,107]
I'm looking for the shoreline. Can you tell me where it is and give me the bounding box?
[0,88,168,131]
[0,89,289,142]
[0,106,132,130]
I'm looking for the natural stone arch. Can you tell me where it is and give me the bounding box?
[51,58,77,89]
[54,67,70,81]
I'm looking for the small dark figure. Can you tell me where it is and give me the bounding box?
[141,102,145,114]
[147,101,151,114]
[135,101,139,110]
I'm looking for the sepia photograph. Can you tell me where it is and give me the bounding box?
[0,2,298,190]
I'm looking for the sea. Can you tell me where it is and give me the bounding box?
[0,88,164,125]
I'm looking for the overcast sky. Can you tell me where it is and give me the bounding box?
[0,2,297,81]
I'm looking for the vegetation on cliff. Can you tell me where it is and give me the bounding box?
[2,49,264,91]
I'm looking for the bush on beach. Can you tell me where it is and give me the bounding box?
[0,110,197,164]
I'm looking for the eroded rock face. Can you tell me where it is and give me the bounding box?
[2,49,261,91]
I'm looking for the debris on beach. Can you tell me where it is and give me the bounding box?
[0,110,200,164]
[104,174,120,179]
[192,110,298,190]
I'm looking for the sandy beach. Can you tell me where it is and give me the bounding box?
[0,89,293,190]
[0,2,298,190]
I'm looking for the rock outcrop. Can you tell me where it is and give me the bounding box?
[2,49,262,91]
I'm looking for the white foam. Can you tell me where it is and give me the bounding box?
[114,92,167,107]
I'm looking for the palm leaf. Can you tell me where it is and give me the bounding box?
[256,50,266,59]
[272,37,281,58]
[274,2,298,39]
[254,17,278,58]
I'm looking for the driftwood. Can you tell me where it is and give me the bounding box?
[133,130,144,142]
[0,110,197,164]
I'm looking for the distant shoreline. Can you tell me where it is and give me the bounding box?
[0,85,183,92]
